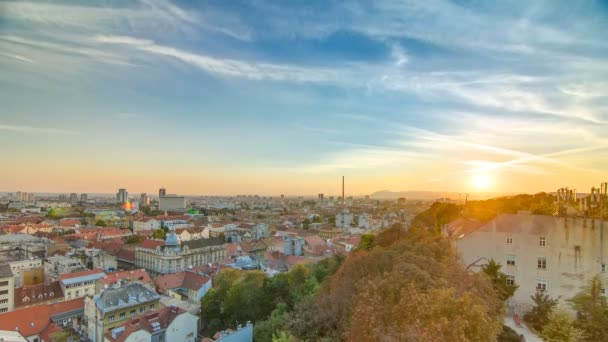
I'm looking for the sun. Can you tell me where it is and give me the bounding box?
[472,173,492,191]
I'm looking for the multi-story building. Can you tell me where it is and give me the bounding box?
[45,255,85,277]
[159,196,186,211]
[103,305,198,342]
[358,213,370,229]
[85,282,161,342]
[70,193,78,203]
[140,193,150,206]
[284,236,305,256]
[9,259,43,287]
[135,229,226,277]
[453,213,608,314]
[59,268,105,300]
[335,211,354,228]
[116,188,128,203]
[81,193,88,203]
[159,188,166,198]
[0,264,14,313]
[132,217,161,232]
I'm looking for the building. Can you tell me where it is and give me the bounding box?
[9,259,44,287]
[97,269,153,292]
[283,236,304,256]
[85,282,161,342]
[159,196,186,211]
[0,264,14,313]
[335,211,354,228]
[14,281,64,309]
[59,268,106,300]
[132,218,161,232]
[0,298,86,341]
[45,255,85,277]
[159,188,166,198]
[103,305,198,342]
[140,193,150,206]
[155,271,213,303]
[85,249,118,272]
[454,213,608,314]
[358,213,370,229]
[204,322,253,342]
[70,193,78,204]
[117,189,128,203]
[81,193,88,203]
[135,229,226,277]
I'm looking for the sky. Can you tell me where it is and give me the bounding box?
[0,0,607,196]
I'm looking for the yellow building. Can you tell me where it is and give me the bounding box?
[59,268,105,300]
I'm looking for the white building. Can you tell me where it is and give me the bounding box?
[358,213,370,229]
[132,218,160,232]
[335,211,354,228]
[454,213,608,314]
[0,264,14,313]
[159,196,186,211]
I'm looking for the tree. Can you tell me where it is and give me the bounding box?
[482,259,517,301]
[151,229,166,240]
[524,292,559,332]
[357,234,375,251]
[126,235,144,244]
[540,308,586,342]
[497,325,523,342]
[569,275,608,341]
[95,220,107,227]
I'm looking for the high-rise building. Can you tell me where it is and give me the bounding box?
[58,194,67,201]
[140,193,150,206]
[116,188,128,203]
[69,193,78,203]
[80,193,88,202]
[159,188,166,198]
[318,193,324,201]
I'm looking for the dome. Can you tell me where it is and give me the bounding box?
[165,230,180,246]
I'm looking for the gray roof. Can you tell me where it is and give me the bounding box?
[0,264,13,278]
[182,238,225,250]
[95,282,159,313]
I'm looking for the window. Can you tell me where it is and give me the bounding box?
[602,263,606,273]
[506,275,516,287]
[119,312,125,319]
[537,257,547,270]
[0,299,8,304]
[0,308,7,313]
[0,281,8,286]
[0,290,8,295]
[130,310,136,316]
[140,307,145,313]
[506,254,516,266]
[149,304,155,310]
[108,315,115,322]
[602,288,607,297]
[536,279,547,292]
[539,236,546,247]
[506,235,512,244]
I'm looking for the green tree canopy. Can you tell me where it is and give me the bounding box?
[540,308,587,342]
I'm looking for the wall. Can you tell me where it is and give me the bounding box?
[165,312,198,342]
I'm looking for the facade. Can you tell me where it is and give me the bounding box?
[103,306,198,342]
[140,193,150,206]
[158,196,186,211]
[358,213,370,229]
[9,259,43,287]
[45,255,85,277]
[86,249,118,271]
[155,271,213,303]
[335,211,354,228]
[0,264,14,313]
[204,322,253,342]
[117,189,129,203]
[59,268,106,300]
[283,236,304,256]
[135,230,226,277]
[14,281,64,309]
[455,213,608,314]
[132,218,161,232]
[85,282,160,342]
[159,188,166,198]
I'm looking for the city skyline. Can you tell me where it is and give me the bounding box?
[1,0,607,195]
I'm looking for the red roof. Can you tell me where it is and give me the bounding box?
[154,272,186,293]
[14,281,64,308]
[116,249,136,262]
[140,239,164,249]
[101,269,152,285]
[104,306,185,342]
[59,268,104,281]
[0,298,84,337]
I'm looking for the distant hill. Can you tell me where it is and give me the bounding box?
[369,190,504,201]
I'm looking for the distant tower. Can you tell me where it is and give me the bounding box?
[159,187,166,198]
[116,188,128,203]
[80,193,88,203]
[318,193,324,201]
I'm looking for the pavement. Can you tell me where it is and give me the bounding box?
[504,315,543,342]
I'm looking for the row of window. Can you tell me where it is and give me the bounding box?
[107,304,155,322]
[506,276,607,296]
[506,255,607,273]
[506,235,546,246]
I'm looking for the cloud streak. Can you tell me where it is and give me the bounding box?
[0,124,79,135]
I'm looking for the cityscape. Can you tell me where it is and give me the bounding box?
[1,1,607,342]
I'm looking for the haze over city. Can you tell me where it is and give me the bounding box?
[1,0,607,196]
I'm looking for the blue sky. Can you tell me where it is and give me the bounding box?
[0,0,607,195]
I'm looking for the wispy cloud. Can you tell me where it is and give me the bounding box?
[0,124,79,135]
[0,52,34,63]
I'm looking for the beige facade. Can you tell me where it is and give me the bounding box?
[457,213,608,314]
[0,264,14,313]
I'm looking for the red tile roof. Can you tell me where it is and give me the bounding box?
[59,268,104,281]
[140,239,164,249]
[14,281,64,308]
[0,298,84,337]
[116,249,136,262]
[101,269,152,285]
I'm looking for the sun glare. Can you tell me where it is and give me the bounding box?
[472,173,492,191]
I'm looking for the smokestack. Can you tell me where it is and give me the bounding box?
[342,176,345,205]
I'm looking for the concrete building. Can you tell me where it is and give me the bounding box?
[358,213,370,229]
[70,193,78,204]
[81,193,88,203]
[140,193,150,206]
[117,188,128,203]
[135,229,226,277]
[159,196,186,211]
[59,268,105,300]
[0,264,14,313]
[159,188,166,198]
[335,211,354,228]
[85,249,118,272]
[283,236,304,256]
[9,259,43,287]
[45,255,85,277]
[132,218,161,232]
[204,322,253,342]
[85,282,161,342]
[454,213,608,314]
